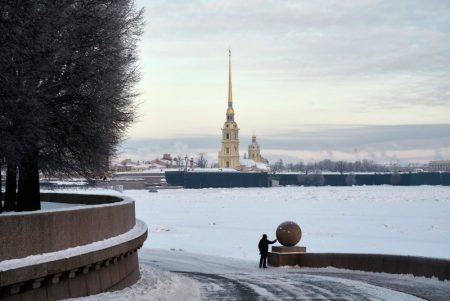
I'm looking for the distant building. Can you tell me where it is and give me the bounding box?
[162,154,172,161]
[428,160,450,172]
[149,156,173,169]
[239,158,270,172]
[218,49,240,169]
[110,154,179,172]
[248,134,262,162]
[110,159,148,172]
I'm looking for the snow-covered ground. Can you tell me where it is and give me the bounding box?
[67,249,450,301]
[65,264,199,301]
[30,185,450,300]
[124,186,450,260]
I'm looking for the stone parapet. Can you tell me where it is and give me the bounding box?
[0,193,148,301]
[268,252,450,281]
[0,193,136,261]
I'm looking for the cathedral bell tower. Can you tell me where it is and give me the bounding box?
[218,49,240,169]
[248,133,262,162]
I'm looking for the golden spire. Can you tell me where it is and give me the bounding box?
[228,48,232,107]
[226,48,234,121]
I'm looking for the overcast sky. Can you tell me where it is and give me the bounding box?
[121,0,450,164]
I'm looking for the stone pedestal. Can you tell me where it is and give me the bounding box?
[268,246,307,267]
[271,246,306,253]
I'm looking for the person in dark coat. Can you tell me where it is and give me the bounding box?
[258,234,277,268]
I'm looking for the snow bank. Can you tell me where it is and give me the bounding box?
[0,189,127,217]
[41,188,124,196]
[64,265,200,301]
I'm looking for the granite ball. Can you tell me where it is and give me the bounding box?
[276,221,302,247]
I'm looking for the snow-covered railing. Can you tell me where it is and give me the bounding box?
[0,192,148,300]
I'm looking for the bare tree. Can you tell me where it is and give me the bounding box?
[270,159,284,174]
[336,161,346,174]
[3,162,17,211]
[196,153,208,168]
[175,155,183,169]
[289,159,388,174]
[0,1,143,211]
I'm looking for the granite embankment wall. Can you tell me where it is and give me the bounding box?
[268,252,450,281]
[0,193,148,301]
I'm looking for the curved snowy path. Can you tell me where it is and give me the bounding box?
[140,249,449,301]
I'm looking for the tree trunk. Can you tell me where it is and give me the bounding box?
[16,152,40,211]
[4,161,18,211]
[0,163,2,213]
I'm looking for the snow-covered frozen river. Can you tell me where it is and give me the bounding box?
[124,186,450,261]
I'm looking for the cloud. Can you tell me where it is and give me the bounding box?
[134,0,450,119]
[128,1,450,147]
[119,124,450,163]
[262,124,450,151]
[140,0,450,73]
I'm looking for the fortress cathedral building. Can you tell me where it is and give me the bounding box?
[218,49,240,169]
[248,133,262,162]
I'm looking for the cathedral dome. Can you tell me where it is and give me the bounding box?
[227,107,234,115]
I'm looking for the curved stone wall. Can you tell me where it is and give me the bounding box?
[0,192,148,301]
[268,252,450,281]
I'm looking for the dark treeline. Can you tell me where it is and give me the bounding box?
[0,1,143,212]
[270,159,391,174]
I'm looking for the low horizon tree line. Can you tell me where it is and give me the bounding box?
[270,159,396,174]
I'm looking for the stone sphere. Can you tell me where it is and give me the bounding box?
[276,221,302,247]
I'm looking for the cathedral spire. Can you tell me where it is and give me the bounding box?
[226,49,234,121]
[228,48,232,107]
[219,49,240,169]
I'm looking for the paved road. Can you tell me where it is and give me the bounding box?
[140,249,449,300]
